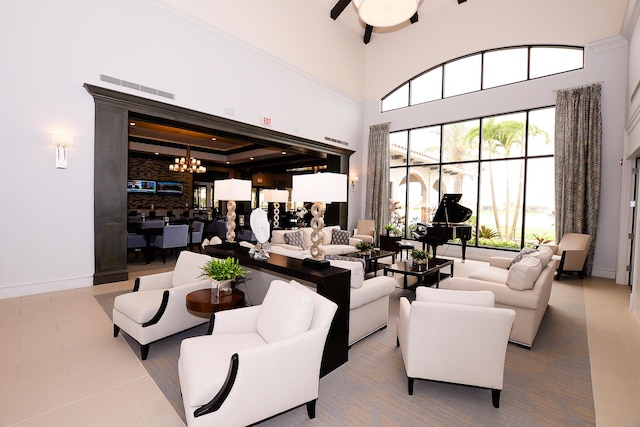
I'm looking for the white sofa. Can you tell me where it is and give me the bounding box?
[270,226,361,257]
[441,246,556,348]
[236,254,396,346]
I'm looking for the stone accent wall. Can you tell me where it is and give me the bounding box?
[127,156,194,210]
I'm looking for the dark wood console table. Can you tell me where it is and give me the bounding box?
[204,245,350,376]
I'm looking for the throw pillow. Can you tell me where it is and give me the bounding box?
[527,245,553,267]
[331,229,350,245]
[506,256,542,290]
[257,280,314,343]
[284,230,304,249]
[507,247,536,269]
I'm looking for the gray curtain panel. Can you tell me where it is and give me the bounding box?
[554,83,602,275]
[365,123,391,243]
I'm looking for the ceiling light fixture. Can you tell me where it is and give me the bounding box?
[169,131,206,173]
[352,0,418,27]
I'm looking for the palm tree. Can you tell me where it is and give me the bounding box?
[466,118,549,242]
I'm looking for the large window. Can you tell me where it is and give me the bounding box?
[382,45,583,112]
[389,107,555,251]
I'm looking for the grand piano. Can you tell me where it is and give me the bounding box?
[412,193,473,261]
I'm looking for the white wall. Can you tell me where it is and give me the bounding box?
[0,0,363,298]
[362,39,629,280]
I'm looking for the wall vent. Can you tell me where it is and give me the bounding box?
[325,136,349,146]
[99,74,175,100]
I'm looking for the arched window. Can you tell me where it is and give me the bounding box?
[381,45,584,112]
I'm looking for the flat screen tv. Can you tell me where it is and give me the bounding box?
[127,179,156,193]
[157,181,184,195]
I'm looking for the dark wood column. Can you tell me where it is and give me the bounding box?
[93,100,129,284]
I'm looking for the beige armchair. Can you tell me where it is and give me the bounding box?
[545,233,592,279]
[397,287,515,408]
[353,219,376,244]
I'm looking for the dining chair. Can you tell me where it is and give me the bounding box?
[152,224,189,263]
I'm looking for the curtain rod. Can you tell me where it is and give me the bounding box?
[553,82,604,93]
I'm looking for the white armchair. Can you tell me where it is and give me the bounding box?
[178,279,337,427]
[397,287,515,408]
[545,233,592,279]
[113,250,211,359]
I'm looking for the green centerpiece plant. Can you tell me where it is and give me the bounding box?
[410,248,430,271]
[410,249,430,264]
[356,241,373,255]
[200,257,250,297]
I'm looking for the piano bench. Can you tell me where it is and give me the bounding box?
[396,241,414,260]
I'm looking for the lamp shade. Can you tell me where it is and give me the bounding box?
[214,178,252,201]
[292,173,348,203]
[262,189,289,203]
[353,0,418,27]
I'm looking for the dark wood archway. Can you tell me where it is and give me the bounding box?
[84,84,353,284]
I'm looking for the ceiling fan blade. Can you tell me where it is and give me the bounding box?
[331,0,352,20]
[364,25,373,44]
[410,12,418,24]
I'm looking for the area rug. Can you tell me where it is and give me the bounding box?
[95,280,594,426]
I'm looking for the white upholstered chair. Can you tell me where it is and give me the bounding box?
[397,287,515,408]
[113,251,211,359]
[178,279,337,427]
[353,219,376,244]
[544,233,592,279]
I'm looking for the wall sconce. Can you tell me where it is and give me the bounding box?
[350,175,359,190]
[51,134,74,169]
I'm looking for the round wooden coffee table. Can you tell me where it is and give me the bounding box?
[186,288,245,318]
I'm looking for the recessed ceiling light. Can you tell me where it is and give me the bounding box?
[226,161,230,164]
[211,137,217,141]
[281,151,286,155]
[129,122,135,126]
[154,152,159,155]
[250,157,255,160]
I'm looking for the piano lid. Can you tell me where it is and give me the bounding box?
[432,193,472,225]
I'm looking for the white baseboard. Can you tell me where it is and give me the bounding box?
[0,277,93,299]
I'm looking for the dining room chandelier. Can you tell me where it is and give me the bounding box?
[352,0,419,27]
[169,144,206,173]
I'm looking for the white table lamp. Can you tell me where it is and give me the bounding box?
[214,178,252,243]
[263,189,289,229]
[292,173,347,267]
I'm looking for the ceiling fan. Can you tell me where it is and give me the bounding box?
[331,0,467,44]
[330,0,419,44]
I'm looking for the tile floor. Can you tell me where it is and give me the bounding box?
[0,261,639,426]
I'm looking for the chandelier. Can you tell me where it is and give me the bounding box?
[352,0,419,27]
[169,143,206,173]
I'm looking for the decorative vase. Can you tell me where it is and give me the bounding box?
[211,279,233,298]
[412,259,427,272]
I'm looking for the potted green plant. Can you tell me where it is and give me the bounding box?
[384,224,401,236]
[200,257,250,297]
[356,241,373,255]
[410,249,430,271]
